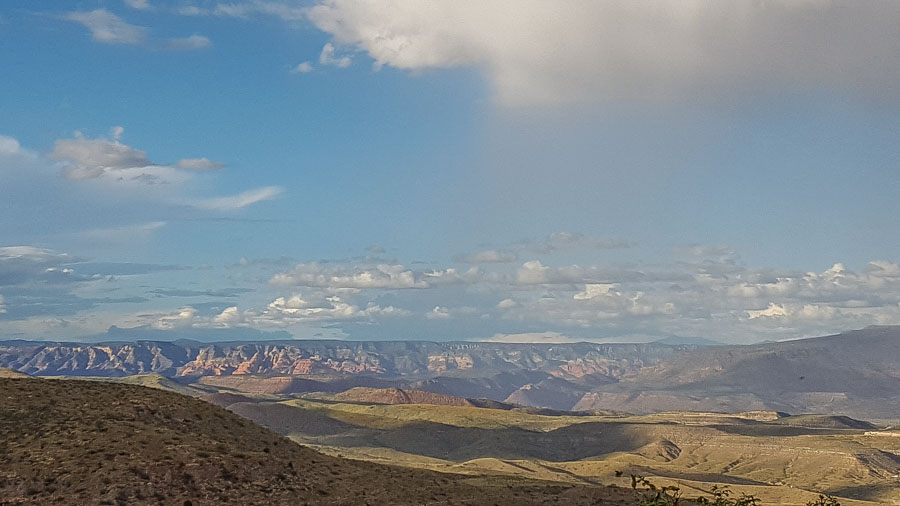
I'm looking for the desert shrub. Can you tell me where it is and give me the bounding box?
[622,472,841,506]
[624,472,843,506]
[806,495,841,506]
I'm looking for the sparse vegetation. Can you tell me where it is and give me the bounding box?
[0,377,646,505]
[627,473,842,506]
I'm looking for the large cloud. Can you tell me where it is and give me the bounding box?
[307,0,900,106]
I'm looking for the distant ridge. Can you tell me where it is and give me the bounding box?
[3,327,900,419]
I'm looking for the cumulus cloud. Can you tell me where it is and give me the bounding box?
[318,42,351,68]
[67,9,146,45]
[291,61,314,73]
[270,262,495,292]
[214,306,241,326]
[496,298,518,310]
[271,262,426,289]
[50,129,187,184]
[191,186,283,210]
[248,294,408,326]
[307,0,900,106]
[0,135,24,157]
[152,306,197,329]
[573,283,618,300]
[46,128,281,210]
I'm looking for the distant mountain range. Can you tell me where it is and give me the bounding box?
[2,326,899,420]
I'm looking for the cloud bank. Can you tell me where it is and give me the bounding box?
[307,0,900,106]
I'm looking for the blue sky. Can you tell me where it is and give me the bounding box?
[2,0,900,344]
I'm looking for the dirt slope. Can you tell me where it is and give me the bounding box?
[0,377,641,505]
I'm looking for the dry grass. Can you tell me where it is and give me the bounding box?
[0,378,642,505]
[228,397,900,505]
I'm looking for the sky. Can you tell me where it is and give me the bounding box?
[1,0,900,344]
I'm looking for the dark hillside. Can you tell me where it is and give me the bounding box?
[0,378,640,505]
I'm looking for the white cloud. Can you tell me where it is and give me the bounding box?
[0,135,23,157]
[256,294,407,325]
[191,186,283,210]
[67,9,146,45]
[166,34,212,51]
[307,0,900,106]
[573,284,617,300]
[426,306,450,319]
[67,9,210,50]
[124,0,151,10]
[747,302,787,319]
[425,305,478,320]
[421,267,489,286]
[49,129,189,185]
[214,306,241,325]
[0,248,80,291]
[271,262,426,289]
[496,298,517,310]
[867,261,900,279]
[44,129,282,210]
[319,42,351,68]
[152,306,197,329]
[291,61,314,73]
[747,302,841,321]
[0,246,75,266]
[176,157,224,171]
[0,295,6,314]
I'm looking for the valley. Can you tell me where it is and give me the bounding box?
[3,327,900,504]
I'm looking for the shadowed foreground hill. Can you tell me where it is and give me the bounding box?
[0,378,642,505]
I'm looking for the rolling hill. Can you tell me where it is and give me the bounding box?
[0,377,644,505]
[215,395,900,505]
